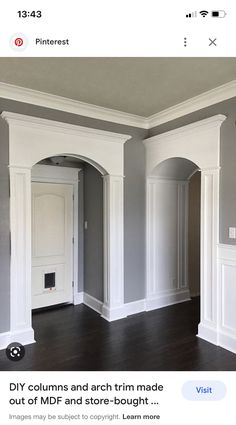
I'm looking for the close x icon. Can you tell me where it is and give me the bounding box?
[209,37,217,46]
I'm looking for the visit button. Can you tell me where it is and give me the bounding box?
[182,381,227,401]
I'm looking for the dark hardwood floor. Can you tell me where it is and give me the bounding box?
[0,297,236,371]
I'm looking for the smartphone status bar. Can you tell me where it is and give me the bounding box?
[0,1,235,56]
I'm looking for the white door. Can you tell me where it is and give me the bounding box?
[31,182,74,309]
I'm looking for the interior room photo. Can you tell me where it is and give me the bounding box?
[0,57,236,371]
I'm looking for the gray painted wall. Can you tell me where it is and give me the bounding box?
[0,97,147,332]
[83,164,103,301]
[124,138,146,302]
[149,97,236,245]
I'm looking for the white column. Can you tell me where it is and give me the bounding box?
[198,168,220,345]
[102,174,125,321]
[9,166,35,344]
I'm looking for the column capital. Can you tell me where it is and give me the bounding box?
[102,174,125,179]
[199,166,221,173]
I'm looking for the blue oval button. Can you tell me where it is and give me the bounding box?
[182,381,227,401]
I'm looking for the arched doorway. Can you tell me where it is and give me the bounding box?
[144,115,226,348]
[2,111,131,347]
[30,156,106,336]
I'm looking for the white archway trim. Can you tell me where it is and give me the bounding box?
[1,111,131,348]
[144,115,227,349]
[144,115,226,174]
[2,111,130,174]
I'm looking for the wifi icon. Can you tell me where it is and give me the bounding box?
[199,10,209,17]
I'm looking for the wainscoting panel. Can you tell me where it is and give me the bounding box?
[218,244,236,353]
[146,178,190,310]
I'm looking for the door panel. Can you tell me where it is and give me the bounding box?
[32,182,73,309]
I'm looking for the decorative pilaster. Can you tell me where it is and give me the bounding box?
[9,166,35,344]
[102,175,125,321]
[198,167,220,344]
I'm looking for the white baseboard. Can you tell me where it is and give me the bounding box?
[218,331,236,354]
[83,294,146,321]
[0,332,12,350]
[0,327,35,350]
[101,304,127,321]
[146,289,191,311]
[198,323,236,354]
[73,291,84,305]
[197,322,218,346]
[124,299,146,316]
[85,291,191,321]
[83,293,103,315]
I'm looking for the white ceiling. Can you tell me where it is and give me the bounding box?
[0,58,236,117]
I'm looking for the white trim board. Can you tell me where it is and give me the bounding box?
[0,80,236,129]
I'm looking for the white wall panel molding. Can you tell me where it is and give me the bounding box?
[146,178,189,309]
[145,115,228,350]
[218,244,236,261]
[0,80,235,129]
[217,244,236,353]
[0,112,129,348]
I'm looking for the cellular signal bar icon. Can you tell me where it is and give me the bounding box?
[186,11,197,18]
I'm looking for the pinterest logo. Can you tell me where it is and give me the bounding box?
[14,37,24,47]
[10,33,28,51]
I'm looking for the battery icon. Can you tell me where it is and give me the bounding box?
[211,10,227,18]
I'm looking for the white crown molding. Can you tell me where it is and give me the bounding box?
[0,82,149,129]
[1,111,131,144]
[148,80,236,128]
[0,80,236,130]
